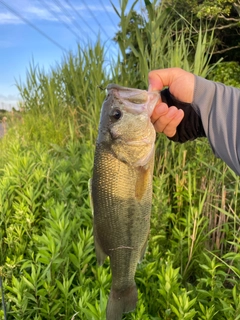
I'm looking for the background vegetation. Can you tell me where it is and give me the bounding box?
[1,0,240,319]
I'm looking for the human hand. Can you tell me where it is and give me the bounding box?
[150,102,184,137]
[148,68,195,137]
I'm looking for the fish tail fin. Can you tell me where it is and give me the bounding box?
[106,284,138,320]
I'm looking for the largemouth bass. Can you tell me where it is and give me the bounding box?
[91,84,159,320]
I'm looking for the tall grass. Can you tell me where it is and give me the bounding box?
[1,0,240,319]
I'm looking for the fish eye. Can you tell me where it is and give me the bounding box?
[110,108,122,121]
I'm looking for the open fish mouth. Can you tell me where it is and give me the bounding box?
[106,84,160,117]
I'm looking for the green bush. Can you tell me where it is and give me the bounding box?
[208,61,240,88]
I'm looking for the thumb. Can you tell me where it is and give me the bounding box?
[148,68,194,103]
[148,68,177,91]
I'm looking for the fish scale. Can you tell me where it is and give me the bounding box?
[91,84,159,319]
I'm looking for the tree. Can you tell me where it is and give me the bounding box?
[113,0,240,73]
[163,0,240,62]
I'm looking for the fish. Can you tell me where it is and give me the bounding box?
[91,84,159,320]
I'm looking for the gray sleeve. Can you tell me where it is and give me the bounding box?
[192,75,240,175]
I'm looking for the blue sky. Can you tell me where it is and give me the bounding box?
[0,0,140,110]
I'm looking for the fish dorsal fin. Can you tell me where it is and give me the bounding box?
[88,178,94,216]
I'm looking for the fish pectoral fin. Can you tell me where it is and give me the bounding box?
[94,230,107,265]
[135,166,150,201]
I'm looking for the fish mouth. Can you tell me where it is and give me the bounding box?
[106,84,160,117]
[107,84,145,94]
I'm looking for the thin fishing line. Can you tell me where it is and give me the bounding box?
[39,0,85,44]
[52,0,88,44]
[0,0,67,52]
[81,0,112,40]
[64,0,99,38]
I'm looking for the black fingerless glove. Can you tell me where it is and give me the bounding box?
[160,88,206,143]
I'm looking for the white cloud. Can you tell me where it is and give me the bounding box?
[0,1,117,26]
[24,5,58,21]
[0,12,24,25]
[0,1,65,25]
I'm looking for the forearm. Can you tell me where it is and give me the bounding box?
[160,75,240,174]
[193,76,240,175]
